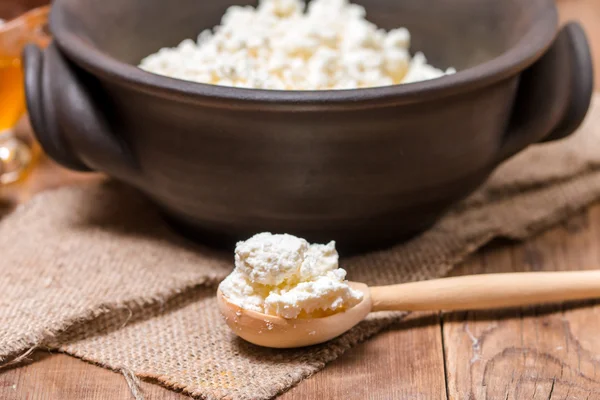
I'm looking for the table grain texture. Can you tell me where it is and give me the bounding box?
[1,0,600,398]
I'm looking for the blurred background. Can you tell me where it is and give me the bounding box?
[0,0,46,20]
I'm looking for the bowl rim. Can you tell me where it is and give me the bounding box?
[49,0,558,108]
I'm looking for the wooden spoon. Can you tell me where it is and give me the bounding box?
[218,271,600,348]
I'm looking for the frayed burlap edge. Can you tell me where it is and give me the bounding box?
[0,276,224,367]
[57,312,403,400]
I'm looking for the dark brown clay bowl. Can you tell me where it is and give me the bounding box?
[23,0,594,253]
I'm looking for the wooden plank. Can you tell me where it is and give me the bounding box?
[0,0,48,20]
[281,312,447,400]
[0,353,187,400]
[443,207,600,400]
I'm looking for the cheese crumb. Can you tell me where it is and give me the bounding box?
[139,0,455,90]
[219,233,363,319]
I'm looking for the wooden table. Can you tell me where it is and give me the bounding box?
[2,1,600,398]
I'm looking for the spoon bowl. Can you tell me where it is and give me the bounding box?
[217,283,372,348]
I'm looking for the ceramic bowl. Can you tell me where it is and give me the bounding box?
[23,0,594,252]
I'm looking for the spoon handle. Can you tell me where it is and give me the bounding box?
[369,271,600,312]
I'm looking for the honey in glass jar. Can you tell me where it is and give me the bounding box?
[0,5,50,185]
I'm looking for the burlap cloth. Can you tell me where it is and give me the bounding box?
[2,95,600,399]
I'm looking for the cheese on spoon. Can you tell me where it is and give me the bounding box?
[219,233,363,319]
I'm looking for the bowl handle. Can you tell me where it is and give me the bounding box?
[23,42,139,179]
[496,22,594,163]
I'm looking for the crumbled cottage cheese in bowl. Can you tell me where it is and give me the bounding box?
[218,233,363,319]
[139,0,455,90]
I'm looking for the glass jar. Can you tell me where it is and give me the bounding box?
[0,4,50,185]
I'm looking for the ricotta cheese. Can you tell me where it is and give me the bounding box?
[139,0,455,90]
[219,233,363,319]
